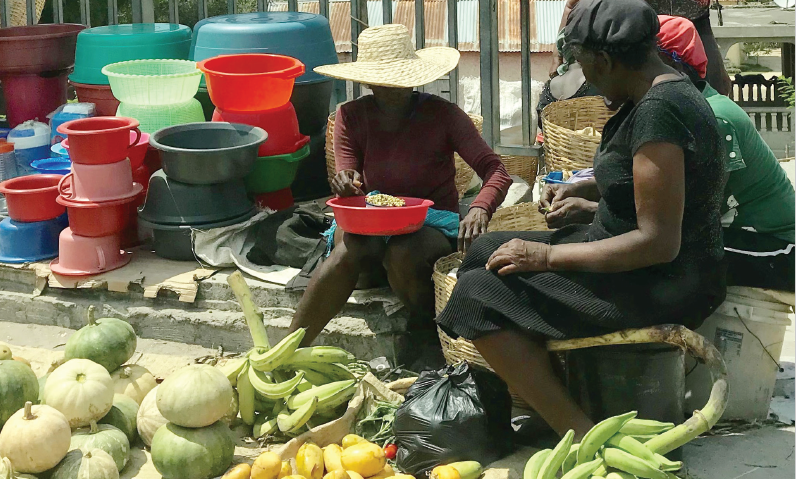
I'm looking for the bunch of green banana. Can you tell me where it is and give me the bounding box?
[217,328,362,439]
[523,412,682,479]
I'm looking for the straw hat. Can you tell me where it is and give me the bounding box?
[314,24,460,88]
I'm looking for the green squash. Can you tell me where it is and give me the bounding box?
[98,394,139,444]
[0,360,39,429]
[37,373,48,404]
[150,422,234,479]
[64,307,137,373]
[50,449,119,479]
[69,421,129,472]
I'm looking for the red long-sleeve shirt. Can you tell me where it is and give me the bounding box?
[334,93,512,217]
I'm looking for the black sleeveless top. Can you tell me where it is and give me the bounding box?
[588,76,725,274]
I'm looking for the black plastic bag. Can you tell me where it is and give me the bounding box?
[393,362,514,475]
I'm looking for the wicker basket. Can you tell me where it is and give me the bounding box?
[500,154,539,185]
[325,111,480,199]
[542,96,615,172]
[433,201,553,407]
[3,0,46,27]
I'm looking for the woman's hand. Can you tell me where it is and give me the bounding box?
[486,239,552,275]
[539,179,601,212]
[545,197,598,229]
[331,170,364,197]
[459,207,489,253]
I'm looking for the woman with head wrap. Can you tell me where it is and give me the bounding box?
[437,0,726,437]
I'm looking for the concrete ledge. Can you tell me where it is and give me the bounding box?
[0,263,410,363]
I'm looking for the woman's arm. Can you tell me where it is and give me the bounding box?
[549,142,685,272]
[487,142,685,275]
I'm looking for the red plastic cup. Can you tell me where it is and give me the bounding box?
[70,82,120,117]
[326,196,434,236]
[50,228,131,277]
[57,194,137,238]
[63,131,149,171]
[0,175,66,222]
[57,116,141,165]
[197,54,305,113]
[212,104,309,157]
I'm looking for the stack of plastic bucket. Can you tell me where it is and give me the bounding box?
[51,117,145,276]
[191,12,339,200]
[0,173,67,263]
[102,59,204,135]
[685,286,795,421]
[199,54,309,211]
[70,24,193,116]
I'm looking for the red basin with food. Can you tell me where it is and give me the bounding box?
[57,194,137,238]
[0,175,66,222]
[63,130,149,171]
[327,196,433,236]
[197,54,305,112]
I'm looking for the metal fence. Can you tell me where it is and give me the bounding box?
[1,0,540,157]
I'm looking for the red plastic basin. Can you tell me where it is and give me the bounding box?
[57,194,136,238]
[70,82,120,117]
[0,175,65,223]
[212,104,309,157]
[57,116,141,165]
[2,70,69,128]
[327,196,434,236]
[197,54,304,112]
[63,130,149,171]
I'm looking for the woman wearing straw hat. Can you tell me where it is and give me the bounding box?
[288,24,513,363]
[438,0,727,438]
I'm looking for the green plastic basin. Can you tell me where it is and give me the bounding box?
[70,24,192,85]
[245,144,310,194]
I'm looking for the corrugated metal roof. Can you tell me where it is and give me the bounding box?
[269,0,560,53]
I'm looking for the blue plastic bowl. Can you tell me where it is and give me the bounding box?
[50,143,70,159]
[0,214,68,264]
[31,158,71,176]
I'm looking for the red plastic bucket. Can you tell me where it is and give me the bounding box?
[63,131,149,171]
[1,70,69,127]
[254,188,294,212]
[58,194,136,238]
[197,54,304,112]
[70,82,120,117]
[327,196,433,236]
[212,105,309,157]
[57,116,141,165]
[0,174,66,222]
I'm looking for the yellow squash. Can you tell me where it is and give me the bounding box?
[222,463,252,479]
[278,462,293,478]
[252,451,283,479]
[342,434,368,449]
[323,444,345,472]
[365,464,395,479]
[346,472,365,479]
[297,443,324,479]
[340,443,386,477]
[323,471,350,479]
[430,466,461,479]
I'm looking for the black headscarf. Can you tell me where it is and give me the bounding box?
[565,0,660,52]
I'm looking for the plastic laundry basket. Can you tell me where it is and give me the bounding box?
[685,287,794,421]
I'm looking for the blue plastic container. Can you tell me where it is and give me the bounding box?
[7,121,50,177]
[0,213,68,264]
[49,103,96,147]
[191,12,338,86]
[31,158,71,175]
[50,143,69,159]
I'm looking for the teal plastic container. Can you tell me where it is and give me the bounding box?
[245,143,310,194]
[70,23,192,85]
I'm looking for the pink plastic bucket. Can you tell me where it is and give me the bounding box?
[58,158,143,203]
[50,228,130,276]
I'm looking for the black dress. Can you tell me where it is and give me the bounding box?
[437,77,727,340]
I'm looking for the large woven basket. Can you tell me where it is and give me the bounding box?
[325,111,480,199]
[500,154,539,185]
[2,0,46,26]
[542,96,615,172]
[433,202,552,407]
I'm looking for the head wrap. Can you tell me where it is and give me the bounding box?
[556,28,576,76]
[657,15,708,78]
[565,0,659,52]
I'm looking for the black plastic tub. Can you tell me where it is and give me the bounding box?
[150,122,267,185]
[290,126,331,202]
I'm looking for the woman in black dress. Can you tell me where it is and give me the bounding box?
[437,0,727,439]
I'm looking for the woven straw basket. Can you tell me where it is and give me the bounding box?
[325,111,480,199]
[542,96,615,172]
[500,154,539,185]
[433,202,551,407]
[3,0,46,26]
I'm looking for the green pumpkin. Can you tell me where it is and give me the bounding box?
[64,307,137,373]
[0,360,39,429]
[50,449,118,479]
[69,421,129,472]
[37,373,48,404]
[98,394,139,444]
[150,422,234,479]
